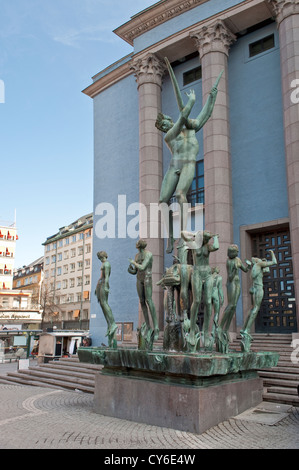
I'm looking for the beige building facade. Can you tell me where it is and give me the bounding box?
[42,213,93,329]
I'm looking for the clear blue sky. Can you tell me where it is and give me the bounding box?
[0,0,156,269]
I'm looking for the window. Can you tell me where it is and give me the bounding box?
[77,277,82,287]
[85,259,90,268]
[57,267,62,276]
[183,66,202,86]
[77,261,83,270]
[58,240,63,247]
[58,253,62,262]
[85,275,90,285]
[249,34,275,57]
[62,279,68,289]
[79,233,84,240]
[71,248,76,258]
[86,244,91,254]
[72,235,76,243]
[63,265,68,274]
[70,278,75,288]
[51,255,56,263]
[78,246,84,256]
[56,282,61,290]
[52,242,57,250]
[45,257,50,265]
[65,238,69,246]
[64,251,69,260]
[70,263,75,272]
[187,159,204,207]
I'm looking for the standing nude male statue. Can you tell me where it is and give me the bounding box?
[181,230,219,349]
[156,58,222,253]
[128,239,159,342]
[240,250,277,352]
[95,251,117,347]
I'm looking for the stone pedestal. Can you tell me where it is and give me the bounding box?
[79,347,278,434]
[94,372,262,434]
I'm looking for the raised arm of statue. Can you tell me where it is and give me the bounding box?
[208,234,219,252]
[259,250,277,268]
[164,90,196,143]
[164,57,184,112]
[129,252,152,272]
[164,57,223,133]
[189,71,223,132]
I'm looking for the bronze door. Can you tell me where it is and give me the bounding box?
[251,228,297,333]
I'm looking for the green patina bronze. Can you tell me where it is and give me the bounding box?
[156,58,222,254]
[217,245,251,353]
[80,57,281,389]
[78,346,279,386]
[95,251,117,348]
[241,250,277,352]
[128,239,159,349]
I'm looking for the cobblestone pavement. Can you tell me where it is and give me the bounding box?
[0,382,298,450]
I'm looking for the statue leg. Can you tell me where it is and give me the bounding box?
[144,278,159,340]
[203,276,213,348]
[137,280,150,331]
[159,168,179,253]
[243,286,263,333]
[189,269,202,346]
[175,163,195,233]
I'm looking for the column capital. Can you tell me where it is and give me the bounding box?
[131,53,166,89]
[268,0,299,25]
[190,20,236,59]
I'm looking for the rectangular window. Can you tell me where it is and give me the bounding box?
[249,34,275,57]
[187,159,204,206]
[183,66,202,86]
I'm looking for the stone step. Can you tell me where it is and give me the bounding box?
[262,391,299,406]
[5,370,94,393]
[38,362,102,375]
[268,386,298,396]
[8,369,95,387]
[258,370,299,381]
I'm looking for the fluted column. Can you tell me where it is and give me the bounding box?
[269,0,299,330]
[191,20,236,325]
[131,53,166,329]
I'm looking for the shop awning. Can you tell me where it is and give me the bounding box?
[73,310,80,318]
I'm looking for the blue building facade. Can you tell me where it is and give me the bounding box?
[84,0,299,346]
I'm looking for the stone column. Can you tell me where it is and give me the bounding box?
[131,53,166,330]
[269,0,299,330]
[191,20,236,324]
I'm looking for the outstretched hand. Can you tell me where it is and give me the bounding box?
[185,89,196,101]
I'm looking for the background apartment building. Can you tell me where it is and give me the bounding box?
[0,220,17,290]
[13,256,44,308]
[42,213,93,330]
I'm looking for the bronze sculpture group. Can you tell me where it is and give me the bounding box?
[95,58,277,354]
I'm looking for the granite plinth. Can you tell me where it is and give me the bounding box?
[78,347,278,433]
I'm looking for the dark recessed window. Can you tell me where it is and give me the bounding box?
[183,66,202,86]
[249,34,275,57]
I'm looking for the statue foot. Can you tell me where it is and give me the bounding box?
[240,329,252,353]
[106,322,118,338]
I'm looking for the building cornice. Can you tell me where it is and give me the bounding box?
[113,0,210,45]
[83,0,273,99]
